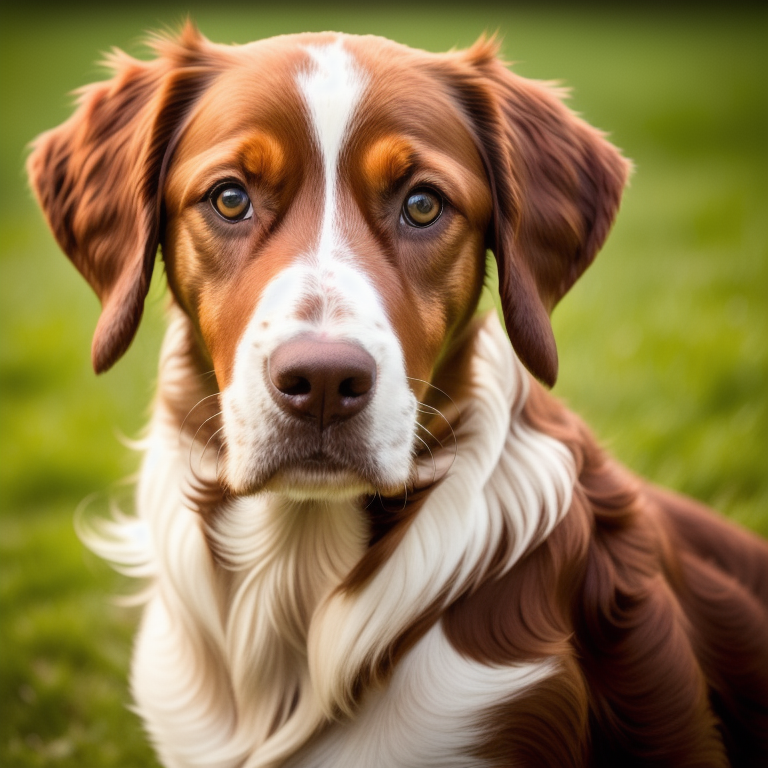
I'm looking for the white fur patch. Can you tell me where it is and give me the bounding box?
[220,258,417,496]
[297,40,367,264]
[291,624,558,768]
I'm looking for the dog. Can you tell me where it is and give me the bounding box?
[28,24,768,768]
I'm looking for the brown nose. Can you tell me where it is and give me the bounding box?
[268,337,376,429]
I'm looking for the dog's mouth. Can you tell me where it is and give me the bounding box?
[282,450,363,481]
[246,453,394,501]
[217,379,459,500]
[221,422,408,500]
[267,458,375,500]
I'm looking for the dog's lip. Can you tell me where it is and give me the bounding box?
[222,415,410,497]
[303,450,329,461]
[301,451,342,467]
[279,452,366,480]
[274,457,410,499]
[225,449,380,498]
[263,458,377,500]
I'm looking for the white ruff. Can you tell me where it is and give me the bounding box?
[85,311,576,767]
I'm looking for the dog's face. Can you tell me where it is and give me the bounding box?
[162,35,492,498]
[28,27,629,500]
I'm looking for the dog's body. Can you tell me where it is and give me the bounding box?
[28,27,768,768]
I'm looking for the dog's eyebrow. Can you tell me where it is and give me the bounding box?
[360,136,487,217]
[238,132,286,187]
[362,136,415,194]
[168,132,288,206]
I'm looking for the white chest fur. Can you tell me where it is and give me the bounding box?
[289,624,556,768]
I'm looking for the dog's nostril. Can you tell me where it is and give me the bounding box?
[268,337,376,427]
[339,375,372,398]
[279,376,311,397]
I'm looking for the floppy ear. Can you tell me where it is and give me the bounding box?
[27,24,216,373]
[449,40,631,386]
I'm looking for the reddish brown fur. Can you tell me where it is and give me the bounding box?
[161,44,319,387]
[445,382,768,766]
[360,136,415,195]
[341,36,496,388]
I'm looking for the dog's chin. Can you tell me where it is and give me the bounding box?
[264,465,374,502]
[223,458,408,502]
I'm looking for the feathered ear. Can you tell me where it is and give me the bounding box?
[447,39,631,386]
[27,23,216,373]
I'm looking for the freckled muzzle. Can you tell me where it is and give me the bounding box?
[267,336,377,431]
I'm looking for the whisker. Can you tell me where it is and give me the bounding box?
[416,421,444,448]
[446,420,459,475]
[179,392,221,445]
[215,441,226,478]
[415,398,460,482]
[199,426,225,471]
[413,433,437,485]
[415,396,457,448]
[406,376,461,421]
[188,411,223,473]
[412,381,460,471]
[417,401,458,456]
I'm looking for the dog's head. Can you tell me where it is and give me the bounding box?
[28,26,629,500]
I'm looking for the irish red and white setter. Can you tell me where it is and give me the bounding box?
[28,25,768,768]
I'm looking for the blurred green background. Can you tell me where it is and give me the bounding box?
[1,3,766,766]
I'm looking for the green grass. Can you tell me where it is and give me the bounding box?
[1,5,766,766]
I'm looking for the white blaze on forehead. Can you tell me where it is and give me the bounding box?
[297,39,367,262]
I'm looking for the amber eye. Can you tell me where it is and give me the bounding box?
[403,188,442,227]
[211,184,252,221]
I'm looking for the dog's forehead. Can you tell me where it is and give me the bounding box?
[343,36,478,151]
[177,33,476,165]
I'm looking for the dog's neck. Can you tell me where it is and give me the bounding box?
[135,306,575,764]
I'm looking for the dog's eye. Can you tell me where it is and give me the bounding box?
[403,188,442,227]
[211,184,253,222]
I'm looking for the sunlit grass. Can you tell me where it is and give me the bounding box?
[1,5,766,766]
